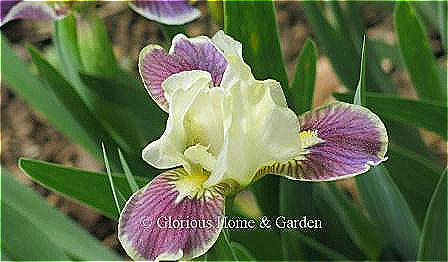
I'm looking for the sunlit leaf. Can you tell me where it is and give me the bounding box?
[224,0,288,88]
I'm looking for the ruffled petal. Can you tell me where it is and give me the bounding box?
[118,168,226,261]
[211,30,243,60]
[142,71,225,174]
[257,102,388,181]
[129,0,200,25]
[139,34,227,111]
[206,68,302,187]
[142,71,213,171]
[1,1,61,26]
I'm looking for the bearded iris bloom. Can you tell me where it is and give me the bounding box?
[0,0,68,26]
[118,31,388,260]
[129,0,201,25]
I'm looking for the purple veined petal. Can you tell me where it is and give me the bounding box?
[129,0,201,25]
[118,168,227,260]
[256,102,388,181]
[138,34,228,111]
[0,1,62,27]
[1,0,21,22]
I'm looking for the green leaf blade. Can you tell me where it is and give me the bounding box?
[224,0,288,89]
[394,2,445,103]
[418,170,447,261]
[317,183,384,260]
[230,242,257,261]
[279,179,365,260]
[53,15,147,156]
[302,1,358,90]
[2,203,71,261]
[18,158,149,219]
[356,165,420,260]
[2,169,122,260]
[303,2,395,94]
[28,46,112,158]
[77,13,120,76]
[1,35,97,158]
[102,143,124,213]
[290,38,317,114]
[118,147,139,193]
[200,230,238,261]
[286,231,350,261]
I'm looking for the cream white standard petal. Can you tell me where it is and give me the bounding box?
[142,71,212,170]
[161,70,212,104]
[183,87,225,158]
[143,71,225,174]
[211,30,243,59]
[206,62,302,187]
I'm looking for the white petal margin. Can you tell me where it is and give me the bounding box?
[118,169,226,261]
[1,1,59,26]
[129,0,201,25]
[205,58,302,187]
[142,71,226,174]
[138,44,171,111]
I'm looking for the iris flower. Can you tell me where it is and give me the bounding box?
[118,31,388,260]
[1,0,200,27]
[0,0,68,26]
[129,0,201,25]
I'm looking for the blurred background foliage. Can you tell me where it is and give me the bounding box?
[1,1,446,261]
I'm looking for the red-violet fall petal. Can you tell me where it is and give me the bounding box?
[129,0,201,25]
[1,1,62,27]
[256,102,388,181]
[118,168,226,260]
